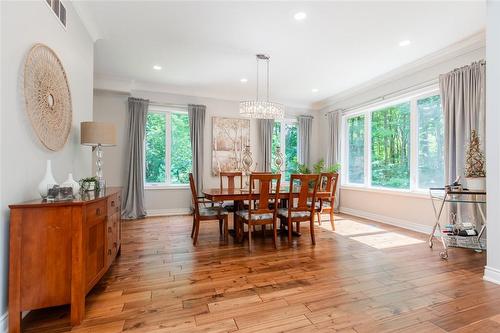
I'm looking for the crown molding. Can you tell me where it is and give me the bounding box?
[93,74,313,110]
[312,30,485,111]
[72,1,102,42]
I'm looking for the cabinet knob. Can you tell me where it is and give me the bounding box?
[96,208,101,216]
[108,227,112,233]
[108,249,112,255]
[111,201,115,207]
[113,242,117,248]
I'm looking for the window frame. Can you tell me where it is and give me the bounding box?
[341,87,443,194]
[144,105,190,189]
[273,117,298,180]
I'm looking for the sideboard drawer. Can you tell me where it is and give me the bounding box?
[86,200,106,222]
[107,193,120,215]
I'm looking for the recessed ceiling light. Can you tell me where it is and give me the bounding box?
[294,12,307,21]
[240,78,248,83]
[399,40,411,47]
[153,65,162,70]
[311,88,319,93]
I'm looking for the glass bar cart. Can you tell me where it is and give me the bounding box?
[428,187,486,259]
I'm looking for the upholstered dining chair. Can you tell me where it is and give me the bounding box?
[235,173,281,251]
[189,173,228,246]
[310,172,339,230]
[278,174,320,245]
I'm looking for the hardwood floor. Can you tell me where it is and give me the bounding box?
[22,213,500,333]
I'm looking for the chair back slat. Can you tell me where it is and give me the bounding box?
[248,173,280,217]
[319,172,339,201]
[220,171,243,190]
[189,173,200,216]
[288,174,320,213]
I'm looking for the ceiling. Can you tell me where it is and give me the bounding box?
[79,1,486,108]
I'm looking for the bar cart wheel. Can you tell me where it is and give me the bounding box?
[440,251,448,259]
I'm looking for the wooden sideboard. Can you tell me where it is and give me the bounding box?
[8,187,122,333]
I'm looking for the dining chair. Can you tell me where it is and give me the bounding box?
[311,172,339,230]
[189,173,229,245]
[278,174,320,245]
[235,173,281,251]
[219,171,244,212]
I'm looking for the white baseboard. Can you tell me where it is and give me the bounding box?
[484,266,500,285]
[0,311,7,333]
[147,208,192,217]
[339,207,434,235]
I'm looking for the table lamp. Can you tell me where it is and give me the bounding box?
[80,121,117,190]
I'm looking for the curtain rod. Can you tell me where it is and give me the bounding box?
[324,78,439,116]
[149,100,188,109]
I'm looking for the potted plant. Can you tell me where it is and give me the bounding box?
[297,159,340,175]
[464,130,486,191]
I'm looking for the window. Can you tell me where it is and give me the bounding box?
[145,107,192,186]
[271,119,298,180]
[417,95,444,188]
[347,115,365,184]
[343,91,444,191]
[371,102,411,189]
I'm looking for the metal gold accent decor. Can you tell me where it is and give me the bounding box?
[24,43,72,151]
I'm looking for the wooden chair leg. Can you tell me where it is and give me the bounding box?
[317,212,321,225]
[193,218,200,246]
[191,215,195,238]
[248,222,253,252]
[262,225,266,238]
[219,220,223,235]
[287,217,292,245]
[273,220,277,249]
[296,222,300,234]
[330,210,335,231]
[310,218,316,245]
[224,216,229,243]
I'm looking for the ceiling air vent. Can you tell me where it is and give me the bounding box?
[45,0,66,29]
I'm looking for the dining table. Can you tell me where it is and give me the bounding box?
[202,187,331,240]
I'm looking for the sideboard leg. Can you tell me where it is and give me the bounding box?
[9,210,22,333]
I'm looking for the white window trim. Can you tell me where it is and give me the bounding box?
[341,86,443,194]
[144,105,190,189]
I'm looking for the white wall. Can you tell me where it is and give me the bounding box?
[484,1,500,284]
[318,39,485,232]
[0,0,94,328]
[93,89,319,214]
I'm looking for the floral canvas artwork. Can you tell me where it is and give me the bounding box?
[212,117,250,176]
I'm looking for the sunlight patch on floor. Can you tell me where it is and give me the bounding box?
[325,219,385,236]
[349,232,425,249]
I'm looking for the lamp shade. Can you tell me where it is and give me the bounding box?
[80,121,117,146]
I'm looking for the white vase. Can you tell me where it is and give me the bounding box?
[62,173,80,193]
[38,160,58,198]
[466,177,486,191]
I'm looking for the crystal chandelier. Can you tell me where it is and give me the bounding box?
[240,54,285,119]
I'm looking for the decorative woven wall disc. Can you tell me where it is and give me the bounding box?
[24,43,72,151]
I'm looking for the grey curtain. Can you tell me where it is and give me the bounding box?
[188,104,206,195]
[326,110,342,211]
[298,115,313,167]
[440,61,486,185]
[122,97,149,219]
[258,119,274,172]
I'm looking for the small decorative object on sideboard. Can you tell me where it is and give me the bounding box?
[38,159,58,198]
[80,176,99,192]
[46,185,74,202]
[464,129,486,191]
[62,173,80,193]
